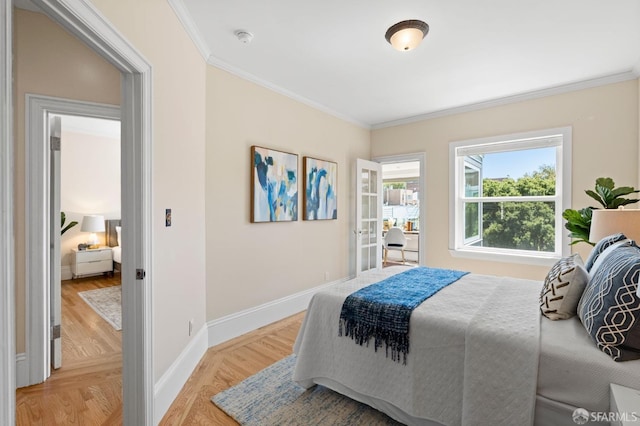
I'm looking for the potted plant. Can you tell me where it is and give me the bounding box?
[563,177,639,245]
[61,212,78,235]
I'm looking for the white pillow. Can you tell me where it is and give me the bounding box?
[540,253,589,320]
[115,226,121,247]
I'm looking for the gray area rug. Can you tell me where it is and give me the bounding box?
[78,285,122,331]
[211,355,402,425]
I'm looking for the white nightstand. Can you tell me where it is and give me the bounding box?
[610,383,640,426]
[71,247,113,278]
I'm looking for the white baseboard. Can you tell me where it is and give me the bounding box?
[153,325,208,424]
[15,353,27,388]
[61,265,72,281]
[207,276,350,348]
[153,276,350,422]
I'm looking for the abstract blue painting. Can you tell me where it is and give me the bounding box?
[304,157,337,220]
[251,146,298,222]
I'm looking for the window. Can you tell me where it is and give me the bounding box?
[449,127,571,264]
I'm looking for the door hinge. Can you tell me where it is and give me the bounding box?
[136,268,146,280]
[50,136,61,151]
[51,324,61,340]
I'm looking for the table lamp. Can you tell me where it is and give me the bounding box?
[80,215,105,249]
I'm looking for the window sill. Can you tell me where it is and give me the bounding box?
[449,248,561,267]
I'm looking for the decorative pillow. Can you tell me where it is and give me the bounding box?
[588,239,632,280]
[540,254,589,320]
[578,243,640,361]
[584,233,627,272]
[115,226,121,247]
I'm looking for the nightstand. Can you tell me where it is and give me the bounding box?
[610,383,640,426]
[71,247,113,278]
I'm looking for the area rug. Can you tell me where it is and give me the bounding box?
[211,355,402,425]
[78,285,122,331]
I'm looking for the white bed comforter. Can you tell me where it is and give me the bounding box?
[293,266,541,426]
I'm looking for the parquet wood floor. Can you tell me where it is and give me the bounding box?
[16,273,304,426]
[16,274,123,425]
[160,312,304,425]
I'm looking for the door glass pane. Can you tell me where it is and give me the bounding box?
[369,195,377,219]
[370,170,377,193]
[361,223,370,245]
[369,221,377,244]
[361,170,370,193]
[362,195,370,220]
[369,245,377,269]
[361,247,369,272]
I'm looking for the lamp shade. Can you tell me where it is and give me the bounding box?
[80,215,105,233]
[589,209,640,244]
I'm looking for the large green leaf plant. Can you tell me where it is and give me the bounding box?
[61,212,78,236]
[563,177,639,246]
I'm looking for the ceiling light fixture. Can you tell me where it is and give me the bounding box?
[234,30,254,44]
[385,20,429,51]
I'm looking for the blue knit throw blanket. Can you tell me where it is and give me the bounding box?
[339,267,469,364]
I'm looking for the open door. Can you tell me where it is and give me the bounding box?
[355,159,383,274]
[49,115,62,370]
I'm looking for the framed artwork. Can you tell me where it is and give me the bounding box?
[303,156,337,220]
[251,146,298,222]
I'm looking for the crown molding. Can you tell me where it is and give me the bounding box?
[166,0,210,61]
[207,55,371,130]
[372,70,640,130]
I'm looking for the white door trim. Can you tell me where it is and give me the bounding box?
[0,0,15,424]
[6,0,154,423]
[24,95,121,385]
[373,152,427,266]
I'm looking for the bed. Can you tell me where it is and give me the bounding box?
[293,261,640,426]
[105,219,122,272]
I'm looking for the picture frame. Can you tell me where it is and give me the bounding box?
[303,156,337,220]
[251,146,299,222]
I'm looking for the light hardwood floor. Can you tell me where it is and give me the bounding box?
[16,273,304,425]
[16,274,123,425]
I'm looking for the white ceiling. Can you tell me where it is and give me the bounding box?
[175,0,640,128]
[14,0,640,128]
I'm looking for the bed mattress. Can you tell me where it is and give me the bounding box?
[111,246,121,264]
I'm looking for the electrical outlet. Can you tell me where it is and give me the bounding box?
[324,271,329,282]
[188,319,193,336]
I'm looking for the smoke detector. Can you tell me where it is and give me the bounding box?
[234,30,254,44]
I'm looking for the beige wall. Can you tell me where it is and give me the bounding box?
[205,67,370,320]
[60,130,120,270]
[87,0,208,379]
[372,79,639,280]
[13,9,121,353]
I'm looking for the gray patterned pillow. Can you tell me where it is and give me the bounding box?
[578,243,640,361]
[584,233,627,272]
[540,254,588,320]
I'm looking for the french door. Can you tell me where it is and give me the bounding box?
[355,159,382,274]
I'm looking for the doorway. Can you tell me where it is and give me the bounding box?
[375,153,426,267]
[2,0,153,423]
[54,113,122,373]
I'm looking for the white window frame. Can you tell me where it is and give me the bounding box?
[449,127,572,266]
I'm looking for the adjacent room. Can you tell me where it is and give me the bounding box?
[3,0,640,425]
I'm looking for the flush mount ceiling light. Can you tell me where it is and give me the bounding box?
[385,20,429,51]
